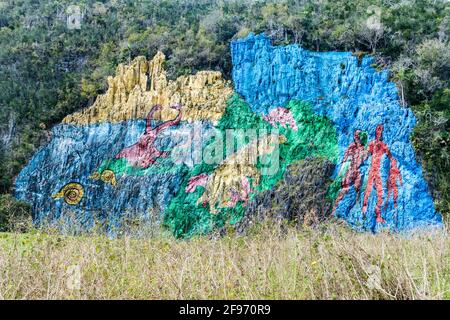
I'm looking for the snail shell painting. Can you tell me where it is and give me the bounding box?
[52,183,84,205]
[100,170,117,186]
[90,169,117,186]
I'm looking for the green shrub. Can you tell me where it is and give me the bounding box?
[0,194,32,232]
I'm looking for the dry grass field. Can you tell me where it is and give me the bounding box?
[0,221,448,300]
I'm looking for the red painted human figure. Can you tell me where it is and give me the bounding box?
[115,104,182,168]
[362,124,394,223]
[332,130,368,215]
[385,158,403,210]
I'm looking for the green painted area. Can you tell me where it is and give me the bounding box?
[256,100,339,193]
[164,95,339,238]
[90,94,339,238]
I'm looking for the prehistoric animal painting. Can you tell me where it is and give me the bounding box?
[90,169,117,186]
[15,34,442,236]
[52,183,84,205]
[188,133,285,214]
[115,104,182,168]
[263,107,298,131]
[185,173,209,193]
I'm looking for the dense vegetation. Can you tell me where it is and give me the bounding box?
[0,0,448,228]
[0,223,448,299]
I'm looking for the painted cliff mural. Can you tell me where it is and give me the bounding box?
[15,33,442,237]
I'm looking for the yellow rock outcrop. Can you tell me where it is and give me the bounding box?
[63,52,233,125]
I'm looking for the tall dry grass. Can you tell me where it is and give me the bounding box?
[0,221,448,299]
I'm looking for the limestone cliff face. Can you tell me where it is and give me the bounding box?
[15,34,442,237]
[63,52,233,124]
